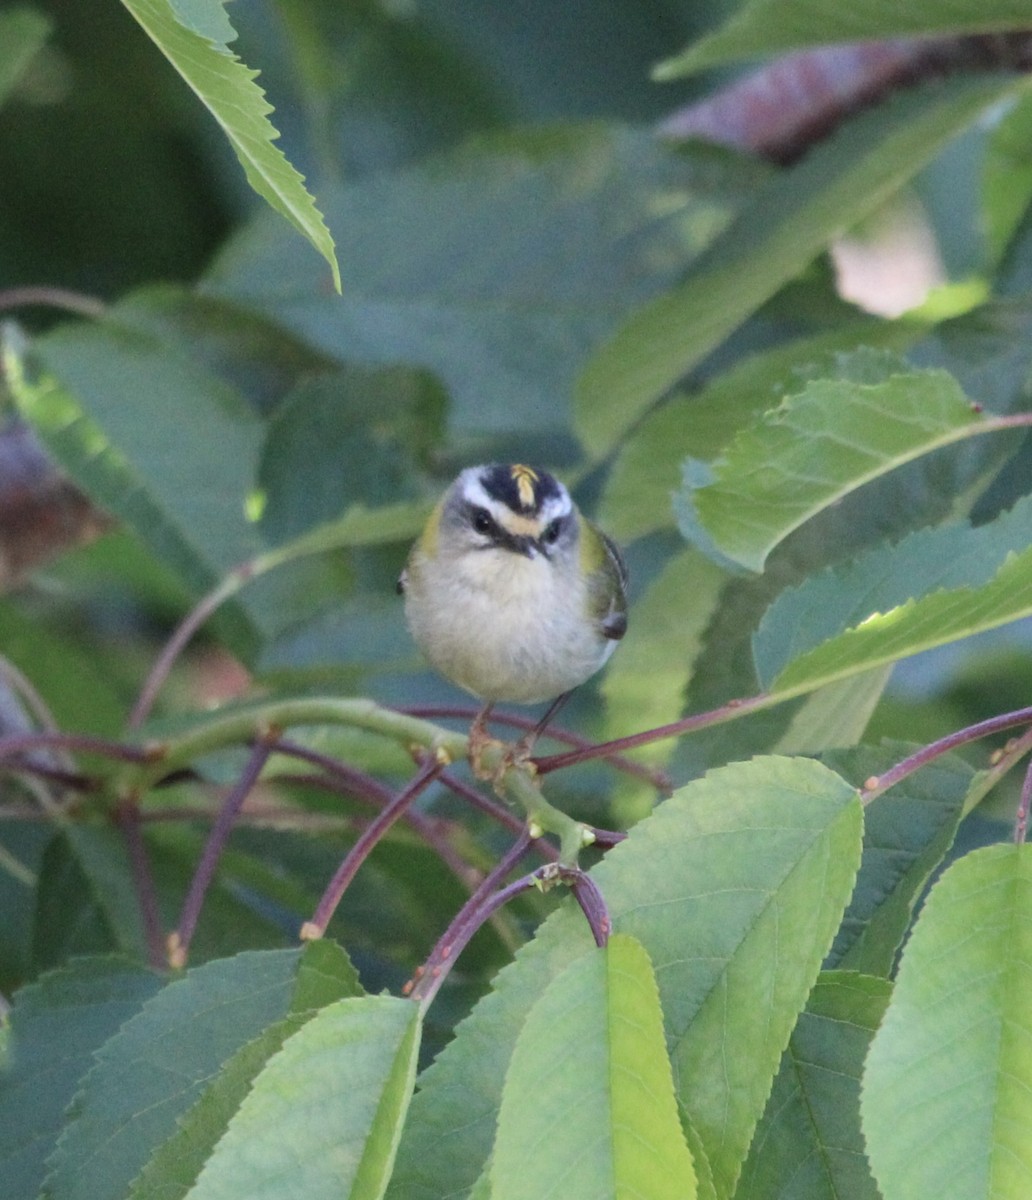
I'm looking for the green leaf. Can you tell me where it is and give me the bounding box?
[0,7,50,108]
[755,489,1032,688]
[822,745,972,975]
[492,934,696,1200]
[737,971,890,1200]
[42,946,352,1200]
[128,942,363,1200]
[576,74,1025,458]
[767,536,1032,698]
[389,756,863,1200]
[771,667,891,756]
[183,996,420,1200]
[117,0,340,290]
[33,827,152,968]
[862,844,1032,1199]
[598,320,920,543]
[602,547,728,826]
[6,317,265,652]
[602,548,726,745]
[0,599,126,736]
[984,92,1032,266]
[676,363,989,572]
[0,957,163,1200]
[258,367,444,544]
[206,125,758,437]
[126,1020,301,1200]
[655,0,1032,78]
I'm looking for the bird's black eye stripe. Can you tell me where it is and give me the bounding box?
[471,507,496,536]
[542,518,563,545]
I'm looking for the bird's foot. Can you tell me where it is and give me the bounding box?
[468,705,506,780]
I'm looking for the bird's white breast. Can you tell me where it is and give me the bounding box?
[404,544,611,704]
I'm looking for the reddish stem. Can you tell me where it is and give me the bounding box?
[128,567,253,730]
[658,34,1032,164]
[568,871,612,947]
[1015,758,1032,845]
[534,693,771,774]
[169,736,274,967]
[861,704,1032,802]
[409,860,611,1007]
[407,828,535,1003]
[301,755,444,940]
[0,731,157,764]
[0,286,107,318]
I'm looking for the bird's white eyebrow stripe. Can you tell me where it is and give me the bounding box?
[461,476,502,513]
[458,467,572,529]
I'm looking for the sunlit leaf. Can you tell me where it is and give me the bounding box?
[598,320,918,542]
[389,756,862,1200]
[184,996,420,1200]
[118,0,340,290]
[492,935,696,1200]
[767,537,1032,699]
[676,363,988,572]
[755,490,1032,688]
[862,845,1032,1199]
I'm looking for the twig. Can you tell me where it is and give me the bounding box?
[657,33,1032,164]
[128,567,253,729]
[533,692,772,774]
[406,828,535,1003]
[402,705,671,792]
[1015,757,1032,845]
[568,870,611,947]
[0,286,106,319]
[861,704,1032,803]
[168,735,275,968]
[300,754,444,941]
[271,766,480,889]
[408,869,539,1008]
[409,860,611,1008]
[0,730,157,765]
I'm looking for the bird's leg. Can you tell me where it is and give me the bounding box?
[510,691,571,766]
[468,702,499,779]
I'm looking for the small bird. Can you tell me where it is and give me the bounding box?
[398,463,628,763]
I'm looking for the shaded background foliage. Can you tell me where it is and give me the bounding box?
[4,1,1032,1198]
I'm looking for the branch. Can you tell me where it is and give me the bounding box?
[533,692,773,774]
[406,828,535,1004]
[402,705,671,793]
[168,734,276,967]
[300,754,444,941]
[860,704,1032,803]
[659,33,1032,164]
